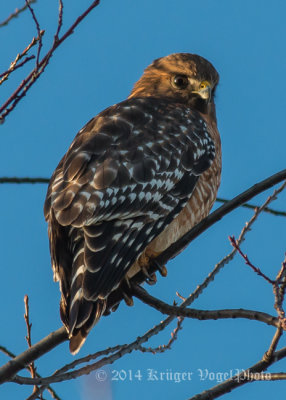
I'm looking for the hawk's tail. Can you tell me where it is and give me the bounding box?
[61,236,107,355]
[68,299,106,354]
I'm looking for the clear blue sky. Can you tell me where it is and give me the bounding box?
[1,1,286,399]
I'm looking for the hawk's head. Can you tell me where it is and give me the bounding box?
[129,53,219,118]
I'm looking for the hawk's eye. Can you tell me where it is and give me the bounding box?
[172,75,189,89]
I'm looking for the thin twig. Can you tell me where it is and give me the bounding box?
[0,346,16,359]
[0,177,49,184]
[0,30,44,86]
[24,296,33,350]
[216,197,286,217]
[25,0,42,66]
[229,236,275,284]
[24,296,38,395]
[0,0,37,28]
[0,56,35,83]
[54,0,64,42]
[228,242,286,329]
[138,317,184,354]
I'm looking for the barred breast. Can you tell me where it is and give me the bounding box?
[128,116,221,276]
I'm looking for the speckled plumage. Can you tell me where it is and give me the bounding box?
[44,53,221,354]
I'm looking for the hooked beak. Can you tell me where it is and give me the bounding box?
[192,80,212,102]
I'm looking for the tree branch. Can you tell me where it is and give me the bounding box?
[0,328,67,384]
[216,197,286,217]
[229,236,275,284]
[0,30,44,86]
[0,177,49,184]
[131,284,279,327]
[137,315,184,354]
[25,0,42,66]
[0,345,61,399]
[263,326,283,362]
[188,346,286,400]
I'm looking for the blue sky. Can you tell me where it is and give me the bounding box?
[1,0,286,399]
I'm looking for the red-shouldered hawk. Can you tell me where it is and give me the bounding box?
[44,53,221,354]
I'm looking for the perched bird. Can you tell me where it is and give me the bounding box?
[44,53,221,354]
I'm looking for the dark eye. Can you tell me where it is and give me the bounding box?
[172,75,189,89]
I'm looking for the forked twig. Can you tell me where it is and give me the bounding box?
[0,31,44,86]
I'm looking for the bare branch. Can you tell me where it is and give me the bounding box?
[216,197,286,217]
[131,284,279,327]
[11,335,161,385]
[0,0,100,123]
[0,30,44,86]
[27,344,127,399]
[263,326,283,362]
[245,373,286,381]
[25,0,42,66]
[54,0,64,42]
[0,346,16,359]
[0,177,49,184]
[0,56,35,83]
[188,346,286,400]
[0,345,61,400]
[229,236,275,284]
[137,316,184,354]
[0,327,67,385]
[23,295,38,396]
[0,0,37,28]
